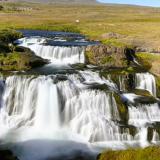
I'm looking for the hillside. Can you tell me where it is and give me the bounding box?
[0,0,98,4]
[0,2,160,52]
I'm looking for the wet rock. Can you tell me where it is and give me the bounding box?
[147,122,160,142]
[114,93,129,122]
[0,150,19,160]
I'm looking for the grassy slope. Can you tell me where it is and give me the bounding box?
[0,2,160,50]
[99,147,160,160]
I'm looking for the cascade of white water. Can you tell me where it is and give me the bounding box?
[79,70,117,90]
[119,76,126,91]
[135,127,149,147]
[16,37,46,46]
[0,73,134,144]
[18,37,85,64]
[0,76,38,129]
[0,76,61,132]
[128,103,160,127]
[128,103,160,145]
[57,76,133,142]
[29,44,85,64]
[152,130,160,143]
[34,76,60,131]
[136,73,156,96]
[61,89,127,142]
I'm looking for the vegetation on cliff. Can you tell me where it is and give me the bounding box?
[0,48,48,71]
[99,147,160,160]
[0,29,22,43]
[136,52,160,76]
[0,29,48,71]
[85,44,135,68]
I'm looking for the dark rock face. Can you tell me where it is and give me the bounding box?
[148,122,160,141]
[0,150,19,160]
[86,44,135,68]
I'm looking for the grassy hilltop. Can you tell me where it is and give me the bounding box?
[0,1,160,51]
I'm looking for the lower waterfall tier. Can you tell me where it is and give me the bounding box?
[0,71,160,148]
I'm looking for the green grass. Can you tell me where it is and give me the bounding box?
[99,147,160,160]
[0,2,160,49]
[0,29,22,43]
[102,39,130,47]
[136,52,160,76]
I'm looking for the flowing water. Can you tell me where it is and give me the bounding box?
[0,31,160,160]
[136,73,157,96]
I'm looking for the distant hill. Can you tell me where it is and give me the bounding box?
[0,0,98,4]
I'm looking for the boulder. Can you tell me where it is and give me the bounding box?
[85,44,135,68]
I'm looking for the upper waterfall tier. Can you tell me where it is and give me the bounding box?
[17,37,86,64]
[29,44,85,64]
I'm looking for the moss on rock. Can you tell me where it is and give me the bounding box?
[0,29,48,71]
[0,47,48,71]
[113,93,128,122]
[133,89,153,97]
[136,52,160,76]
[85,42,137,71]
[0,29,22,44]
[85,44,129,67]
[155,76,160,98]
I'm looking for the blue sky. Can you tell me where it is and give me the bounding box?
[98,0,160,7]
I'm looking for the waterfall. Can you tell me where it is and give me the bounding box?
[152,131,160,143]
[128,103,160,126]
[128,103,160,145]
[0,76,61,132]
[29,44,85,64]
[1,71,160,151]
[1,34,160,151]
[136,73,156,96]
[18,37,85,64]
[0,73,134,144]
[34,76,60,131]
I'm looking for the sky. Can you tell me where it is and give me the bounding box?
[98,0,160,7]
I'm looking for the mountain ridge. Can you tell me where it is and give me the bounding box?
[0,0,99,4]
